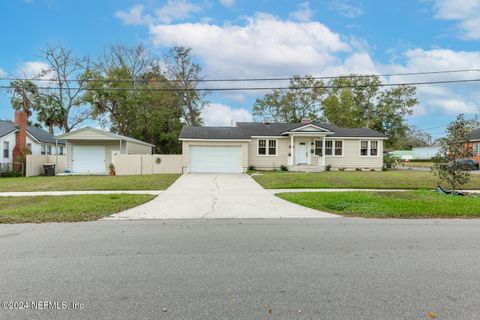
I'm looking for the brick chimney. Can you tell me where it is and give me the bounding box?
[12,111,28,172]
[301,118,311,124]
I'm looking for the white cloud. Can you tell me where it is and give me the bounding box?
[432,0,480,40]
[219,0,235,8]
[429,98,479,114]
[18,61,50,78]
[115,4,147,26]
[149,13,351,79]
[155,0,201,24]
[0,68,6,77]
[116,1,201,26]
[289,2,313,22]
[329,0,363,18]
[201,103,252,126]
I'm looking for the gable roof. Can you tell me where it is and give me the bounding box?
[468,128,480,141]
[57,126,155,147]
[179,122,387,140]
[0,120,65,145]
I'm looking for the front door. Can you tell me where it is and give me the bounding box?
[296,142,308,164]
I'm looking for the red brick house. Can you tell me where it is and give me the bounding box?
[467,128,480,162]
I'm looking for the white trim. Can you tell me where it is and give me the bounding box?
[283,123,334,134]
[180,138,252,142]
[359,140,381,157]
[251,136,288,139]
[57,126,155,147]
[0,128,18,140]
[257,138,278,156]
[324,139,344,158]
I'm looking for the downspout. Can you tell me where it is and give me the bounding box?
[55,138,58,173]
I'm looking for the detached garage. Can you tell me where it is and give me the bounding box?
[58,127,155,174]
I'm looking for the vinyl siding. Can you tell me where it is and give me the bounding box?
[248,138,289,170]
[325,139,384,169]
[182,140,249,172]
[126,141,152,154]
[0,132,15,164]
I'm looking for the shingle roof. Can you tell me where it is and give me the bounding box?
[179,122,387,139]
[0,120,65,144]
[468,128,480,141]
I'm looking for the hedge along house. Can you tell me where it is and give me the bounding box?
[179,121,387,173]
[57,127,154,174]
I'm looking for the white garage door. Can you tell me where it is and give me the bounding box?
[72,145,106,173]
[189,146,243,173]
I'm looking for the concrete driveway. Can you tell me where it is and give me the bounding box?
[107,174,338,219]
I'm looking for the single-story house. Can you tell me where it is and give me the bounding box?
[179,121,387,173]
[0,111,66,167]
[467,128,480,162]
[57,127,154,174]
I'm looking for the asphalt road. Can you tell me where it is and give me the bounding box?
[1,219,480,320]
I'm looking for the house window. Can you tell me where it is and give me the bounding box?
[41,145,46,155]
[473,143,480,155]
[268,140,277,155]
[27,143,32,151]
[360,141,368,156]
[334,141,343,156]
[3,142,9,158]
[258,139,266,155]
[47,146,52,155]
[370,141,378,156]
[59,146,64,155]
[314,140,323,156]
[258,139,277,155]
[361,140,379,156]
[325,140,333,156]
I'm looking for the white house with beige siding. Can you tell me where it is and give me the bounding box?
[57,127,154,174]
[179,121,387,173]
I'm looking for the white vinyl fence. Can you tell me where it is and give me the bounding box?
[113,154,183,175]
[26,155,67,177]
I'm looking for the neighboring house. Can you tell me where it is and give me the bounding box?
[57,127,155,174]
[179,121,387,173]
[389,150,414,161]
[412,146,441,160]
[0,111,66,166]
[467,128,480,162]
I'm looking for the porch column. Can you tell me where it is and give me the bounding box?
[322,135,326,167]
[290,135,294,165]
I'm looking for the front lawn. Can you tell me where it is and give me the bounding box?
[0,194,155,223]
[0,174,180,192]
[252,170,480,190]
[402,161,434,168]
[277,191,480,218]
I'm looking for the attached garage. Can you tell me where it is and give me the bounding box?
[189,146,243,173]
[72,145,106,173]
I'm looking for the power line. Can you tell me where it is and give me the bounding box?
[0,68,479,84]
[1,77,479,92]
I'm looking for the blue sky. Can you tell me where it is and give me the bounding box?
[1,0,479,138]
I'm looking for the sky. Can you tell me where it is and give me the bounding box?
[0,0,479,138]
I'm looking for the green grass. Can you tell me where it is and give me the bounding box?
[402,161,434,168]
[0,174,180,192]
[0,194,155,223]
[251,170,480,190]
[277,191,480,218]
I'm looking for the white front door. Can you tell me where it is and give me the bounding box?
[189,146,243,173]
[295,142,308,164]
[72,145,106,173]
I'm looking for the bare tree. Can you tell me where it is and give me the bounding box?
[164,47,206,126]
[41,43,91,132]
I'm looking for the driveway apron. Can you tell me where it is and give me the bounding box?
[106,174,338,219]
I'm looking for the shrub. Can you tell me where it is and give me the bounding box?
[325,164,332,171]
[384,154,401,169]
[248,165,256,171]
[280,165,288,171]
[356,168,362,171]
